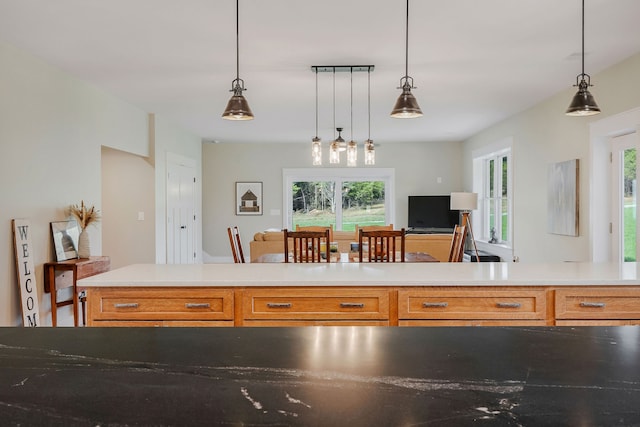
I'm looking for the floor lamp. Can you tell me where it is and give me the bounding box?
[450,192,480,262]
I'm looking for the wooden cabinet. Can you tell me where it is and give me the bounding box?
[398,287,548,326]
[86,287,234,326]
[84,285,640,327]
[240,288,390,326]
[555,287,640,325]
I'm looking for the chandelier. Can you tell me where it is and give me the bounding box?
[310,65,375,166]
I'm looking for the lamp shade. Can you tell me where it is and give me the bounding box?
[222,91,254,120]
[450,192,478,211]
[390,85,423,118]
[565,80,601,116]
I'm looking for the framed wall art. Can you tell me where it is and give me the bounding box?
[547,159,579,236]
[51,220,80,261]
[236,182,263,216]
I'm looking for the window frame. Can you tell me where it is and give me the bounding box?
[472,140,513,248]
[283,168,395,231]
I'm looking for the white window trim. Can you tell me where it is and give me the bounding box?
[282,168,395,230]
[472,138,513,258]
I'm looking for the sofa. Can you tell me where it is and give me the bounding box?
[249,230,453,262]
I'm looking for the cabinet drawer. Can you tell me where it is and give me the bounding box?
[555,288,640,320]
[89,320,234,327]
[87,288,234,321]
[243,288,389,320]
[398,288,546,320]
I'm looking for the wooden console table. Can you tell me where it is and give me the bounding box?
[44,256,110,326]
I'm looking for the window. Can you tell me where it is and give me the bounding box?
[283,168,395,231]
[473,143,512,246]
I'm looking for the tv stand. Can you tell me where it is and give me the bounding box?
[407,228,453,235]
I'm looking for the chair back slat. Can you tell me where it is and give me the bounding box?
[284,229,330,263]
[227,226,245,263]
[358,228,405,262]
[448,225,467,262]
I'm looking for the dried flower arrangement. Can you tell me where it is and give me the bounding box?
[68,200,101,230]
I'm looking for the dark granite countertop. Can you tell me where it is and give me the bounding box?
[1,326,639,426]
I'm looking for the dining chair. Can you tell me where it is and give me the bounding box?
[295,224,334,243]
[284,229,330,263]
[227,226,245,263]
[358,228,405,262]
[448,224,467,262]
[355,224,394,235]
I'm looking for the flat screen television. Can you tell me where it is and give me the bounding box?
[408,195,459,232]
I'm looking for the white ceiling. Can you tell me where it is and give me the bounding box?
[1,0,640,145]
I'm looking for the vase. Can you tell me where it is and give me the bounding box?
[78,229,91,258]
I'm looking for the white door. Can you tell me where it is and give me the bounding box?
[167,154,196,264]
[610,132,638,262]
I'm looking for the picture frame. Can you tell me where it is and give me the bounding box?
[547,159,579,236]
[236,182,263,216]
[51,220,80,261]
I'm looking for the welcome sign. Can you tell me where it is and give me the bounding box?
[12,219,40,327]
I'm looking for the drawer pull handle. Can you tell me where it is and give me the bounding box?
[580,302,606,308]
[267,303,292,308]
[422,302,448,308]
[114,303,139,309]
[496,302,521,309]
[340,302,365,308]
[185,303,210,309]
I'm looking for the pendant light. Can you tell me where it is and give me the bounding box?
[390,0,423,119]
[330,128,344,164]
[565,0,601,116]
[222,0,254,120]
[364,68,375,165]
[312,67,322,165]
[347,68,358,167]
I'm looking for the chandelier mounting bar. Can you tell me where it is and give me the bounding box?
[311,65,375,73]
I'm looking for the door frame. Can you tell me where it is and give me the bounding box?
[590,107,640,261]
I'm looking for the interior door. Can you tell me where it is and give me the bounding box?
[610,133,638,262]
[167,155,196,264]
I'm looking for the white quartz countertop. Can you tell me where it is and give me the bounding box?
[77,262,640,287]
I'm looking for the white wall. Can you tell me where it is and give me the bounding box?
[0,40,203,326]
[202,140,462,261]
[101,147,156,269]
[462,52,640,262]
[0,40,148,326]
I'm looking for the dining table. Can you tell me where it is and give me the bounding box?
[254,251,439,263]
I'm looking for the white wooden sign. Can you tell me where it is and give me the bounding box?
[12,219,40,327]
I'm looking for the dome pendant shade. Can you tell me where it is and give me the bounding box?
[222,82,254,120]
[566,78,601,116]
[391,81,423,118]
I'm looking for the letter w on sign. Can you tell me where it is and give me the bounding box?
[12,219,40,327]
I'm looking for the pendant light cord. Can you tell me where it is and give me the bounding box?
[315,67,319,138]
[405,0,409,78]
[368,68,371,140]
[581,0,585,77]
[333,67,336,139]
[350,67,354,141]
[235,0,240,81]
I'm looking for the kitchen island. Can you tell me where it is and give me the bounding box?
[79,262,640,327]
[1,326,639,425]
